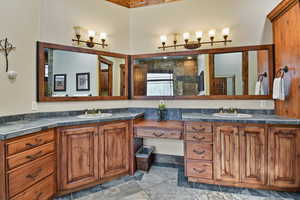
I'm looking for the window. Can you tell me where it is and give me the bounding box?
[147,73,174,96]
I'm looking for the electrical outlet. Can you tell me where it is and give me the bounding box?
[32,101,38,111]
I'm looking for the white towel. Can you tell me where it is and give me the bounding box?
[255,81,264,95]
[273,78,285,100]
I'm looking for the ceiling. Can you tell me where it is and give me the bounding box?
[106,0,182,8]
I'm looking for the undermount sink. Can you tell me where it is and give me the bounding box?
[77,113,113,119]
[212,113,253,118]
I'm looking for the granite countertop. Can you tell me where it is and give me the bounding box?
[182,113,300,125]
[0,112,144,140]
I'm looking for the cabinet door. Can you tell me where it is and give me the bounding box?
[240,126,267,185]
[214,125,239,182]
[100,122,129,178]
[268,128,300,188]
[60,127,99,190]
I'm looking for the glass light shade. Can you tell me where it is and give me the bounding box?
[100,32,107,40]
[208,29,216,38]
[88,30,96,38]
[195,31,203,39]
[183,32,190,40]
[222,28,230,36]
[73,26,81,35]
[160,35,167,43]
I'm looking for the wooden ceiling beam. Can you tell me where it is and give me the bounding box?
[106,0,182,8]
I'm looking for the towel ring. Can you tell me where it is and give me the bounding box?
[257,72,267,81]
[276,66,288,78]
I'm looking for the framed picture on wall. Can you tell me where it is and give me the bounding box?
[76,73,90,91]
[54,74,67,92]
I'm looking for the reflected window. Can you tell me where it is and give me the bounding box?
[147,73,174,96]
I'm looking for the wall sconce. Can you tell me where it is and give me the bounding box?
[158,28,232,51]
[0,38,16,72]
[72,26,108,48]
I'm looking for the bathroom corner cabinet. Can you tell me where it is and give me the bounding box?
[184,122,300,192]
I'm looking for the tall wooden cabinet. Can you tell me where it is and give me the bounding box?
[268,0,300,118]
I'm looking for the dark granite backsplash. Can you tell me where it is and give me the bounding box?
[0,108,274,124]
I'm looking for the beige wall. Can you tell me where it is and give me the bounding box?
[0,0,279,154]
[129,0,281,54]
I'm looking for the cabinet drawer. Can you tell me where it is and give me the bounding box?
[7,142,55,170]
[8,154,55,198]
[185,133,213,142]
[135,128,182,139]
[11,174,55,200]
[186,142,213,160]
[185,122,212,133]
[7,129,54,156]
[186,160,213,179]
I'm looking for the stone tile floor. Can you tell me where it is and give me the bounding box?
[55,166,300,200]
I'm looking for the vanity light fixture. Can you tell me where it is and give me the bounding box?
[72,26,108,48]
[158,28,232,51]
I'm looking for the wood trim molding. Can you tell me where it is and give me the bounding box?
[37,42,129,102]
[267,0,299,21]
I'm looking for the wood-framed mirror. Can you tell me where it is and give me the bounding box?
[131,45,274,100]
[37,42,129,102]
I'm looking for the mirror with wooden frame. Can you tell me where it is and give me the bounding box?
[131,45,273,100]
[37,42,128,101]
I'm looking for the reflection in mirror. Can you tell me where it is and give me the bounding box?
[134,55,209,96]
[248,50,269,95]
[133,50,270,97]
[212,52,243,95]
[44,49,126,97]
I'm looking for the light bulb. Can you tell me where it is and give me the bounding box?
[195,31,203,39]
[73,26,81,35]
[183,32,190,40]
[208,29,216,38]
[160,35,167,43]
[88,30,96,38]
[222,28,230,36]
[100,32,107,40]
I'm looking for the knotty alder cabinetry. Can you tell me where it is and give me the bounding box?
[184,122,300,192]
[57,121,131,195]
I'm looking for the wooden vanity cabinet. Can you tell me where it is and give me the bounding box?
[100,122,130,178]
[60,126,99,191]
[268,128,300,188]
[57,121,131,195]
[214,125,240,183]
[185,122,300,191]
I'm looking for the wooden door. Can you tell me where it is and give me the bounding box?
[99,56,113,96]
[100,122,129,178]
[268,128,300,188]
[60,127,99,190]
[212,78,227,95]
[240,126,267,185]
[214,125,239,182]
[133,64,147,96]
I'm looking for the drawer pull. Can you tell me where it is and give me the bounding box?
[193,150,206,155]
[26,143,39,148]
[26,168,42,180]
[26,151,43,161]
[26,138,44,148]
[278,130,296,135]
[153,132,164,137]
[192,127,205,132]
[192,136,206,141]
[193,168,206,174]
[35,192,43,200]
